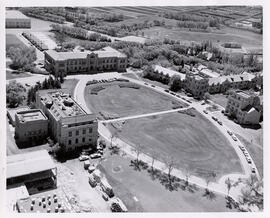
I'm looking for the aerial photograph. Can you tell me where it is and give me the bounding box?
[5,5,263,213]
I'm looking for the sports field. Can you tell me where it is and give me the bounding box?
[109,110,243,179]
[6,34,25,50]
[84,82,187,118]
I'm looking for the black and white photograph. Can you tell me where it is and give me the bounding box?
[1,0,268,217]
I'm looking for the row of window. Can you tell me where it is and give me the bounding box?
[68,137,92,145]
[68,127,92,137]
[68,121,93,128]
[25,129,46,136]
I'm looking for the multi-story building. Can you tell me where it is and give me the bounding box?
[225,90,261,125]
[44,46,127,77]
[35,89,98,152]
[14,109,48,147]
[6,10,31,28]
[184,71,209,99]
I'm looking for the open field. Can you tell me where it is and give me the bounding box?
[109,111,242,179]
[6,34,26,50]
[100,154,236,212]
[84,81,187,119]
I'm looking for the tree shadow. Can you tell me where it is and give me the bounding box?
[109,146,121,156]
[202,189,217,201]
[129,160,149,171]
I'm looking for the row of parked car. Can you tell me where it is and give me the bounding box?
[211,116,223,126]
[163,89,193,103]
[78,143,105,161]
[87,78,118,85]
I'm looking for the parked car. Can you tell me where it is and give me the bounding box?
[88,175,97,187]
[88,165,96,173]
[110,198,128,212]
[97,150,103,155]
[25,83,30,87]
[227,130,233,136]
[187,100,192,103]
[203,110,208,114]
[212,116,217,121]
[232,135,238,141]
[176,95,180,98]
[144,82,148,85]
[201,102,206,105]
[247,159,252,164]
[217,120,223,125]
[251,168,256,174]
[79,155,89,161]
[151,84,155,87]
[90,153,102,159]
[164,89,169,93]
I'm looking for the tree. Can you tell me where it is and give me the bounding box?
[7,46,37,70]
[225,177,233,195]
[203,92,211,102]
[164,155,178,186]
[133,144,144,165]
[169,74,182,92]
[6,81,26,108]
[205,171,217,191]
[150,152,159,172]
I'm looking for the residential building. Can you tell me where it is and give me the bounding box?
[7,150,57,195]
[14,109,48,147]
[44,46,127,77]
[35,89,98,152]
[6,10,31,28]
[184,71,209,99]
[225,90,261,125]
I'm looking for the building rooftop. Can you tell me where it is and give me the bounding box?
[38,89,88,120]
[154,65,186,80]
[208,72,255,85]
[16,109,47,123]
[6,184,29,212]
[6,10,30,19]
[7,106,30,125]
[236,91,251,99]
[45,46,126,61]
[7,150,55,179]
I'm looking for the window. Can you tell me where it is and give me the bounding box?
[82,137,85,142]
[75,138,78,143]
[68,140,72,145]
[76,130,79,136]
[83,129,86,134]
[89,128,92,133]
[69,131,72,137]
[89,138,92,142]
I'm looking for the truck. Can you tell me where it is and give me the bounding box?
[100,178,114,198]
[110,198,128,212]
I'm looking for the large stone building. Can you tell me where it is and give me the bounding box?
[44,46,127,77]
[14,109,48,147]
[6,10,31,28]
[225,90,261,125]
[35,89,98,152]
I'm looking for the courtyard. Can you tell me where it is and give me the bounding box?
[108,110,243,179]
[84,81,187,119]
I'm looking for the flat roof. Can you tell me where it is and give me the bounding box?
[45,46,126,61]
[6,10,30,19]
[154,65,186,80]
[7,150,55,179]
[6,184,29,212]
[16,109,47,123]
[236,91,251,99]
[37,89,88,120]
[7,106,30,124]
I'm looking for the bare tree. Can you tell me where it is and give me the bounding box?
[225,177,233,195]
[110,131,118,148]
[150,152,159,172]
[205,171,217,191]
[183,166,192,187]
[133,144,145,164]
[164,156,178,185]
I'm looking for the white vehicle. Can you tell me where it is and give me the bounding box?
[227,130,233,136]
[90,153,102,159]
[88,165,96,173]
[79,155,89,161]
[232,135,238,141]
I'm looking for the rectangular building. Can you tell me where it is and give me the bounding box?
[7,150,57,195]
[6,10,31,28]
[14,109,48,147]
[35,89,98,152]
[44,46,127,77]
[225,90,261,125]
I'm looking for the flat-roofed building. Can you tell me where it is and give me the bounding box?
[7,106,30,126]
[14,109,48,147]
[44,46,127,77]
[6,10,31,28]
[7,150,57,195]
[35,89,98,152]
[225,90,261,125]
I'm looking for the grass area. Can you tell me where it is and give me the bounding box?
[109,110,242,179]
[62,79,79,98]
[210,94,228,108]
[235,133,263,177]
[6,70,31,80]
[100,154,236,212]
[84,81,187,119]
[6,34,25,50]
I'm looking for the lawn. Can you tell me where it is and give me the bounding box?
[109,110,242,179]
[62,79,79,98]
[210,94,228,108]
[99,154,237,212]
[6,70,31,80]
[6,34,25,50]
[84,81,187,119]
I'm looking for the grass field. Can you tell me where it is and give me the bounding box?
[84,81,187,118]
[210,94,228,108]
[100,154,236,212]
[6,34,25,50]
[109,111,242,179]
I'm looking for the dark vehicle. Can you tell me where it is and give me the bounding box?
[151,84,155,87]
[164,89,170,93]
